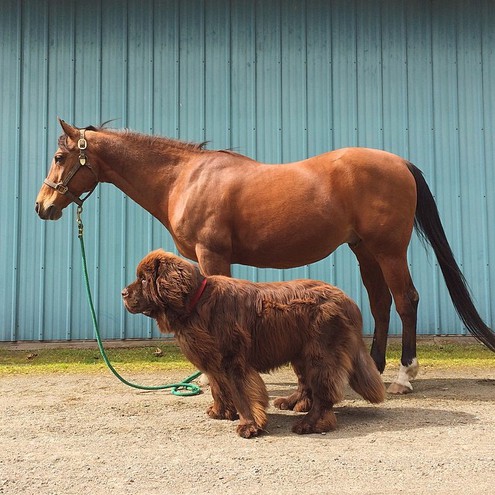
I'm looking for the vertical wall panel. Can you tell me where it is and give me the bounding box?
[16,0,49,341]
[480,0,495,327]
[381,1,409,155]
[178,0,205,143]
[431,2,463,333]
[331,0,358,149]
[152,0,180,139]
[97,1,128,339]
[1,0,494,341]
[0,0,21,341]
[280,0,308,164]
[254,0,282,167]
[405,1,437,334]
[230,0,256,157]
[306,0,333,157]
[204,0,231,150]
[356,0,383,149]
[456,1,489,334]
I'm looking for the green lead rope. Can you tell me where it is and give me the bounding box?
[76,206,202,396]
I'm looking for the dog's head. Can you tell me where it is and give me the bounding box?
[122,249,200,319]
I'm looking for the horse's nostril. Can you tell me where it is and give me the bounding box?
[121,288,129,298]
[35,202,40,214]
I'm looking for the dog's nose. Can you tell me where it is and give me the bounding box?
[121,288,129,298]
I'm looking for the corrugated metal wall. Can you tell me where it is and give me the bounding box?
[1,0,494,341]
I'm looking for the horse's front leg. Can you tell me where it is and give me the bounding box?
[195,245,232,389]
[195,245,232,276]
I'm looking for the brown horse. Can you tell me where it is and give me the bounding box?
[36,119,495,394]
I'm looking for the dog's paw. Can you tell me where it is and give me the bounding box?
[273,395,311,412]
[293,398,312,413]
[273,397,293,410]
[206,404,239,421]
[292,411,337,435]
[236,422,261,439]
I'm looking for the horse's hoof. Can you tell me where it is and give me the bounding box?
[387,381,413,394]
[388,358,418,394]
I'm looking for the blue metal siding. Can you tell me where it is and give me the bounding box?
[1,0,494,341]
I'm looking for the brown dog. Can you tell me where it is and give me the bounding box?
[122,249,385,438]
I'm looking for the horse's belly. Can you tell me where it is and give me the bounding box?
[232,221,353,269]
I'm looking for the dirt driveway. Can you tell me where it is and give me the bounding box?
[1,364,494,495]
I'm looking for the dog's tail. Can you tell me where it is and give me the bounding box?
[348,345,386,404]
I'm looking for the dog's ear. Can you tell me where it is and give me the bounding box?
[153,254,196,312]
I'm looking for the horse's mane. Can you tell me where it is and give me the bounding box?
[58,124,249,159]
[58,127,207,156]
[119,129,208,153]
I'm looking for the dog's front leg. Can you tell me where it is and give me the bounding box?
[206,374,239,421]
[226,368,269,439]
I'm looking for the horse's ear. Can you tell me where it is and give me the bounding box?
[58,118,79,140]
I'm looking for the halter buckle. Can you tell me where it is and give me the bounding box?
[77,137,88,150]
[55,183,69,194]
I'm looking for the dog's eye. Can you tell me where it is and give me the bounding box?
[141,278,148,287]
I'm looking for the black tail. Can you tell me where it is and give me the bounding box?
[407,161,495,352]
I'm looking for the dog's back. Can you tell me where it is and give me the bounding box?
[213,277,385,405]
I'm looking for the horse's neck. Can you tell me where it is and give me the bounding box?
[93,132,181,225]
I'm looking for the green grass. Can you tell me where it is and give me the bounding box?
[0,341,493,376]
[385,341,495,369]
[0,343,193,375]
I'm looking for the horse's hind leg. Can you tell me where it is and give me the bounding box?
[350,243,392,373]
[376,253,420,394]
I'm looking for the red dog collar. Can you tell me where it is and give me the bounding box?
[188,277,208,311]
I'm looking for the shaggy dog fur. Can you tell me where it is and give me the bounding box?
[122,250,385,438]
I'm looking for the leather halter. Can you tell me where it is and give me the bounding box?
[44,129,98,207]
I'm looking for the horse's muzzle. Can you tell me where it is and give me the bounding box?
[35,202,63,220]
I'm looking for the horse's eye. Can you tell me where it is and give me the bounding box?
[54,155,65,165]
[141,278,148,287]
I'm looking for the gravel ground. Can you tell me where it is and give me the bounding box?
[1,364,495,495]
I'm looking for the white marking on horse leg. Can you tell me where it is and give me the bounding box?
[406,357,419,380]
[387,358,419,394]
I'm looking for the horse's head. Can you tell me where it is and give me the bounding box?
[35,119,99,220]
